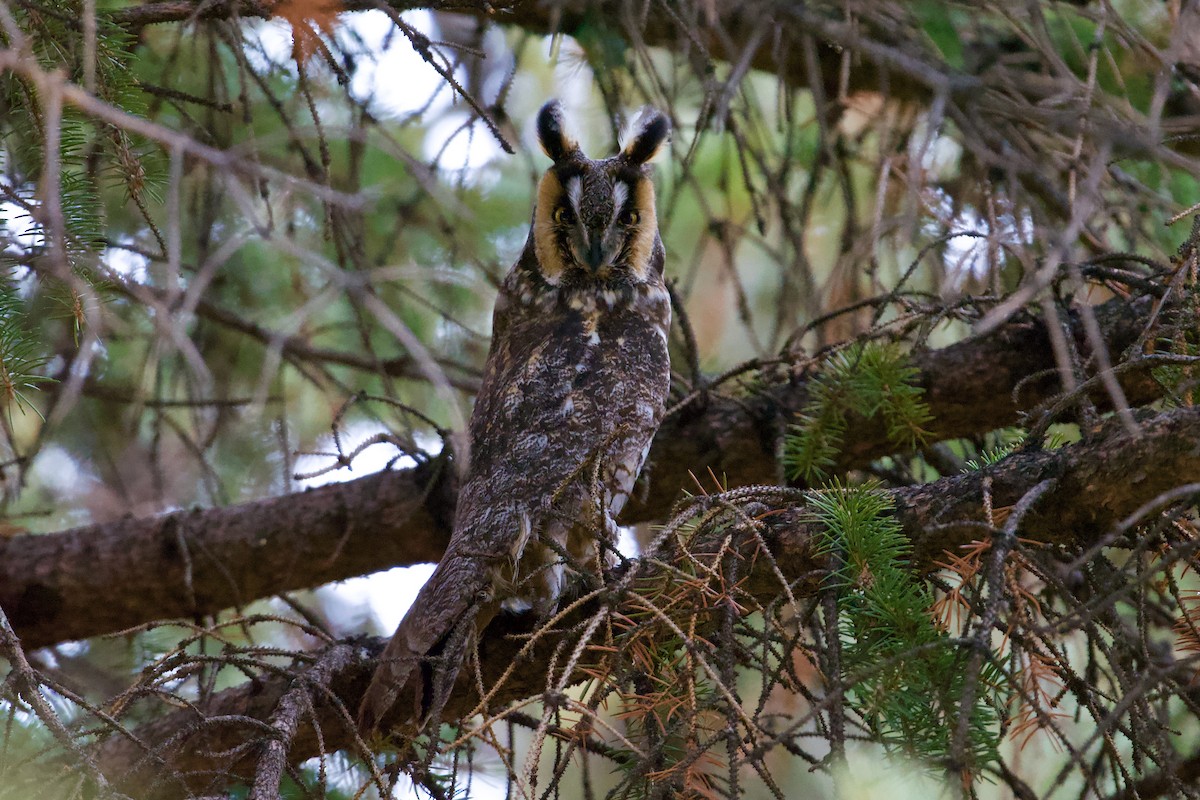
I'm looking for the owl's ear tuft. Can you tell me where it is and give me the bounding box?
[536,100,579,162]
[621,108,670,165]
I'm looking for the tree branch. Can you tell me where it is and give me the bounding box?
[0,294,1168,650]
[94,404,1200,792]
[0,459,456,649]
[104,0,1200,175]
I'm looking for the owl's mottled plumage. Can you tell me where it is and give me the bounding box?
[358,101,672,735]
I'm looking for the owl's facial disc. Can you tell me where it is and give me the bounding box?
[532,101,669,287]
[555,175,645,281]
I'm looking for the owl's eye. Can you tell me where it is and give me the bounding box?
[620,209,640,226]
[553,206,573,225]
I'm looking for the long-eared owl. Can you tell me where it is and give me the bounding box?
[358,100,673,734]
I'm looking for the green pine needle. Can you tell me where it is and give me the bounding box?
[809,479,1003,772]
[0,278,52,420]
[784,342,932,482]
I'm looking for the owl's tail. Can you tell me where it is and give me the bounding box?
[356,556,497,737]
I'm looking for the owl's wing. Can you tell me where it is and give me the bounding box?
[356,553,497,735]
[355,293,542,737]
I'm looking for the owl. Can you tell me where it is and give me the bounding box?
[357,100,673,735]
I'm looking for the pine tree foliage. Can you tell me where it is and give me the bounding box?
[0,1,150,425]
[1,1,148,256]
[783,342,932,482]
[0,276,50,419]
[1151,277,1199,407]
[808,481,1004,773]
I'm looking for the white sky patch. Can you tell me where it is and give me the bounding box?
[548,41,604,149]
[942,215,990,285]
[838,742,947,800]
[297,749,508,800]
[244,18,296,76]
[942,205,1033,286]
[424,112,505,183]
[325,562,436,634]
[297,423,445,634]
[102,244,149,283]
[0,200,40,253]
[293,421,422,488]
[253,11,506,180]
[247,10,448,121]
[28,445,85,497]
[616,526,639,559]
[55,641,89,659]
[340,11,451,120]
[920,133,963,180]
[450,765,509,800]
[338,750,508,800]
[493,225,530,265]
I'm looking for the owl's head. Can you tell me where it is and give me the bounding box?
[531,100,670,287]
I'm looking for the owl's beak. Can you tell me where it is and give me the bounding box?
[585,236,605,271]
[571,225,616,274]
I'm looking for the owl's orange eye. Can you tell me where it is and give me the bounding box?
[620,209,640,226]
[553,206,573,225]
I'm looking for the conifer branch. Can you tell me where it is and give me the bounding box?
[93,404,1200,791]
[0,293,1170,650]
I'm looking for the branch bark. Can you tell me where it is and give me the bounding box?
[0,294,1167,650]
[94,404,1200,793]
[0,459,456,649]
[104,0,1200,174]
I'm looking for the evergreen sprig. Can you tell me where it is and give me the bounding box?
[783,342,932,482]
[808,480,1003,772]
[1151,290,1199,405]
[0,277,51,419]
[1,1,151,262]
[962,435,1022,472]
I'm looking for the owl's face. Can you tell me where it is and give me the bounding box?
[532,101,670,288]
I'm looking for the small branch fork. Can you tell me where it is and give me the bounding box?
[0,604,124,798]
[949,478,1056,776]
[247,643,359,800]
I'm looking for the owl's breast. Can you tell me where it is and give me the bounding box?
[449,282,670,604]
[465,285,670,490]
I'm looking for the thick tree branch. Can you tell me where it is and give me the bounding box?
[94,404,1200,792]
[105,0,1200,175]
[0,459,457,649]
[98,0,966,128]
[0,294,1168,650]
[636,293,1165,521]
